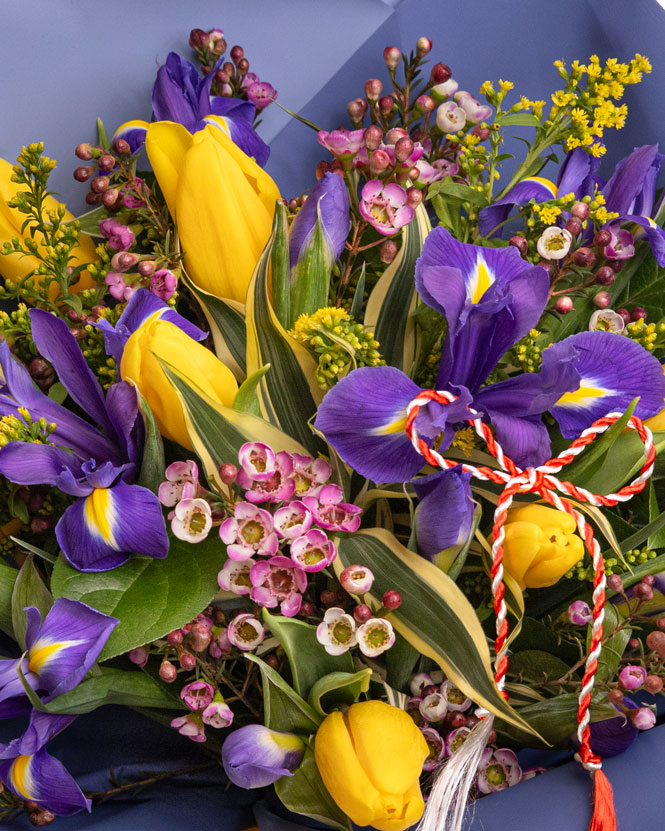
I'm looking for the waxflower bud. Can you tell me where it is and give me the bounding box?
[608,688,624,706]
[98,154,116,172]
[430,62,452,84]
[128,646,149,667]
[348,98,368,123]
[573,247,595,268]
[90,175,110,194]
[509,235,528,255]
[593,291,611,309]
[501,504,584,589]
[340,564,375,594]
[159,660,177,682]
[380,239,398,264]
[594,266,615,286]
[571,201,590,220]
[593,229,612,248]
[644,675,663,694]
[219,462,238,484]
[567,600,592,625]
[394,136,415,163]
[555,296,573,314]
[416,37,433,58]
[230,45,244,64]
[364,125,383,151]
[379,96,395,115]
[406,187,423,207]
[75,143,93,160]
[416,94,435,114]
[179,651,197,671]
[631,707,656,730]
[385,127,408,145]
[646,630,665,657]
[354,604,372,623]
[383,46,402,71]
[382,590,402,609]
[631,306,648,322]
[113,138,130,155]
[618,665,647,690]
[102,189,120,209]
[565,217,583,236]
[111,251,139,272]
[315,701,428,831]
[137,260,156,277]
[189,28,208,49]
[364,78,383,101]
[607,574,624,592]
[73,166,94,182]
[370,149,392,176]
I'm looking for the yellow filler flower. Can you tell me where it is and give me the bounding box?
[501,503,584,589]
[145,121,281,303]
[0,158,97,292]
[121,316,238,450]
[314,700,428,831]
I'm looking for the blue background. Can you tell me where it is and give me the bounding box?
[2,0,665,827]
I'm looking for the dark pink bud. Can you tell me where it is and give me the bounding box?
[628,637,640,650]
[30,517,52,533]
[189,28,208,49]
[128,646,149,667]
[97,154,116,172]
[394,136,414,162]
[472,125,491,141]
[347,98,368,123]
[406,187,423,207]
[644,675,663,694]
[634,582,653,601]
[616,307,631,324]
[159,660,177,683]
[167,630,183,646]
[383,46,402,71]
[571,201,590,220]
[382,590,402,610]
[573,247,595,267]
[379,95,395,115]
[364,78,383,101]
[646,630,665,657]
[509,235,528,255]
[607,573,624,592]
[593,228,613,248]
[430,62,452,84]
[631,306,647,322]
[90,175,110,194]
[320,590,336,606]
[75,143,94,161]
[300,601,314,617]
[179,651,197,671]
[643,574,656,586]
[379,239,398,263]
[101,189,120,209]
[111,251,139,272]
[565,217,583,236]
[219,463,238,484]
[594,266,615,286]
[138,260,156,277]
[555,296,573,314]
[73,166,94,182]
[593,291,611,309]
[607,258,624,272]
[364,125,383,151]
[416,37,433,58]
[113,138,131,155]
[354,604,373,623]
[369,149,391,175]
[608,688,624,705]
[416,94,436,113]
[85,192,102,206]
[385,127,408,145]
[190,623,212,652]
[236,58,249,74]
[230,45,244,64]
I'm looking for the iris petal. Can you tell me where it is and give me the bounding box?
[413,467,475,561]
[0,712,76,760]
[112,120,149,154]
[478,177,558,238]
[0,748,90,815]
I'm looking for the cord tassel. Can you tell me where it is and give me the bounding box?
[588,769,617,831]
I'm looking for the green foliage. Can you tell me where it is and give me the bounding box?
[308,669,372,716]
[11,553,52,650]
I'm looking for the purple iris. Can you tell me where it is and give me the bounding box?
[315,229,665,483]
[114,52,270,166]
[288,173,350,269]
[0,308,169,571]
[413,467,475,561]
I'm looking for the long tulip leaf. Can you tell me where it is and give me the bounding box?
[337,529,541,737]
[245,226,323,453]
[271,202,291,329]
[364,204,430,373]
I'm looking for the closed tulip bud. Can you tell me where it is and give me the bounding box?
[500,504,584,589]
[120,317,238,450]
[0,158,97,294]
[416,37,432,58]
[315,700,428,831]
[364,78,383,101]
[146,122,281,303]
[364,125,383,151]
[383,46,402,71]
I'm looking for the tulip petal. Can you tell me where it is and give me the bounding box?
[145,120,193,217]
[25,597,118,698]
[56,481,168,572]
[0,747,90,815]
[549,331,665,436]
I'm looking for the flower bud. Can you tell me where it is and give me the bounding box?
[179,651,197,670]
[607,573,624,592]
[631,707,656,730]
[593,291,611,309]
[75,143,94,160]
[594,266,615,286]
[646,630,665,657]
[634,582,653,601]
[347,98,368,124]
[101,188,120,209]
[379,239,398,263]
[383,590,402,610]
[383,46,402,71]
[394,136,414,162]
[631,306,648,322]
[85,192,102,206]
[167,630,183,646]
[416,37,433,58]
[340,564,375,594]
[430,62,452,84]
[565,217,583,236]
[567,600,592,625]
[406,187,423,207]
[571,201,590,220]
[237,58,249,74]
[159,660,177,682]
[379,95,395,115]
[364,78,383,101]
[593,229,612,248]
[385,127,408,145]
[29,811,56,827]
[111,251,139,272]
[363,125,383,152]
[90,175,110,194]
[618,665,647,690]
[128,646,149,667]
[354,604,373,623]
[190,622,212,652]
[189,28,208,49]
[644,675,663,694]
[230,44,244,64]
[113,138,131,155]
[98,154,116,172]
[509,235,528,255]
[73,166,94,182]
[573,247,595,268]
[219,462,238,484]
[555,296,573,314]
[369,149,392,176]
[608,688,624,706]
[137,259,156,277]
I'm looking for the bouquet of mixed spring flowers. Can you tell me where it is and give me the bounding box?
[0,24,664,831]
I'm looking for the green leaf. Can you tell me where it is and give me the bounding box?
[11,554,52,650]
[69,205,107,238]
[337,529,540,737]
[135,387,165,494]
[496,693,618,748]
[290,206,331,324]
[427,179,489,208]
[274,747,352,831]
[648,482,665,549]
[9,537,56,564]
[0,560,17,638]
[499,113,542,128]
[245,224,323,452]
[594,604,630,685]
[233,365,271,416]
[507,650,573,683]
[44,668,182,715]
[263,611,354,700]
[158,357,310,489]
[47,382,67,404]
[350,264,366,321]
[179,267,247,378]
[617,503,665,555]
[271,202,291,330]
[308,669,372,716]
[385,630,420,692]
[245,653,321,733]
[365,204,430,372]
[616,255,665,321]
[96,117,110,147]
[51,532,224,661]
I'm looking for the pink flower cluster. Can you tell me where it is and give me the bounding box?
[218,442,362,618]
[158,461,212,543]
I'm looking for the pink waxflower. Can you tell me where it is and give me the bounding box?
[202,695,234,728]
[250,555,308,617]
[219,502,278,560]
[445,726,472,755]
[171,498,212,542]
[619,665,647,691]
[433,158,460,177]
[567,600,593,626]
[128,646,149,667]
[226,613,265,651]
[476,748,522,793]
[316,607,357,655]
[99,218,135,251]
[289,454,332,498]
[238,450,295,503]
[209,628,232,659]
[356,617,395,657]
[158,460,199,507]
[413,159,445,187]
[435,101,467,133]
[150,268,177,300]
[431,78,459,102]
[273,500,313,539]
[240,72,260,90]
[631,707,656,730]
[603,228,635,260]
[421,727,447,771]
[339,564,374,595]
[318,128,366,158]
[218,559,254,595]
[171,714,206,743]
[440,679,472,712]
[455,91,493,124]
[105,271,128,300]
[121,177,147,209]
[238,442,277,481]
[247,81,278,110]
[381,141,424,169]
[303,484,362,533]
[180,681,215,711]
[419,692,447,722]
[290,529,337,572]
[359,180,414,236]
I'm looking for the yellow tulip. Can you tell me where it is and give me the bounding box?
[145,121,281,303]
[314,701,428,831]
[120,315,238,450]
[0,158,97,295]
[501,503,584,589]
